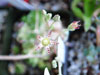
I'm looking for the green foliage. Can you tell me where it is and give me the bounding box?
[17,10,43,51]
[13,46,20,54]
[71,0,100,31]
[84,44,97,62]
[15,63,26,74]
[72,0,83,19]
[38,60,51,69]
[28,58,39,67]
[22,11,35,29]
[17,10,52,70]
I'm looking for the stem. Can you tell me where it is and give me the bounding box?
[0,54,48,61]
[34,10,39,33]
[58,62,62,75]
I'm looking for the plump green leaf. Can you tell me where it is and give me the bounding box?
[15,63,26,74]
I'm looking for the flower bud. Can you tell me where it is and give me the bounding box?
[52,60,57,68]
[46,13,52,21]
[53,15,60,22]
[42,10,47,15]
[67,21,81,31]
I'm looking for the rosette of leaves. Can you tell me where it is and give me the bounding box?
[16,10,51,69]
[17,10,45,52]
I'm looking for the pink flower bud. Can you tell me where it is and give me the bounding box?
[68,21,81,31]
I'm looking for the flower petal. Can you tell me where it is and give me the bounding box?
[45,46,50,54]
[37,35,43,41]
[50,40,58,45]
[47,31,52,37]
[35,44,43,50]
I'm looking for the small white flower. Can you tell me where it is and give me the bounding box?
[35,31,58,54]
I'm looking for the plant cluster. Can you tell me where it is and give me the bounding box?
[13,10,80,74]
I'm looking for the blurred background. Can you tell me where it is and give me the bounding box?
[0,0,100,75]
